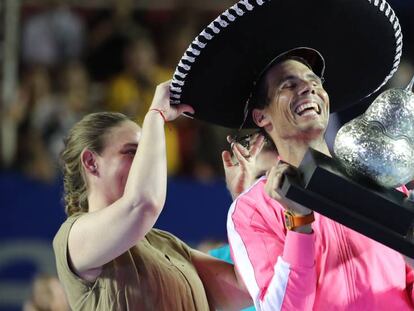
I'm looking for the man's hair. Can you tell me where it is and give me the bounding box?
[249,56,314,110]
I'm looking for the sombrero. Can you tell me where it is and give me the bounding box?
[170,0,403,129]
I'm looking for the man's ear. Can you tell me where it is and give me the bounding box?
[81,149,99,176]
[252,108,271,128]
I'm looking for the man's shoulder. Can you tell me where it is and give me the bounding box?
[236,177,267,201]
[233,176,285,212]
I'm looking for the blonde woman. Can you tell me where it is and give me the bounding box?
[53,81,251,310]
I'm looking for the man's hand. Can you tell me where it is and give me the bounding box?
[265,161,312,216]
[149,80,194,121]
[222,134,265,199]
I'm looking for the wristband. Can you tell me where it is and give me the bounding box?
[149,108,167,122]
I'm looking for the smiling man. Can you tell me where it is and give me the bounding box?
[250,50,330,168]
[170,0,409,309]
[226,48,414,310]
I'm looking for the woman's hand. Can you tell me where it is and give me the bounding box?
[222,134,265,199]
[148,80,194,121]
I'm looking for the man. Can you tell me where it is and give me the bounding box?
[227,49,414,310]
[170,0,407,309]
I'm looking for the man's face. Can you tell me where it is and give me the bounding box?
[263,59,330,140]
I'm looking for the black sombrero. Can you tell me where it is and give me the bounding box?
[170,0,403,129]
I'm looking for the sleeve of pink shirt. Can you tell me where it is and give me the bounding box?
[406,263,414,302]
[397,185,414,303]
[227,181,316,311]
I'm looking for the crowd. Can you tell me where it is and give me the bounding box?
[0,0,240,183]
[1,1,414,184]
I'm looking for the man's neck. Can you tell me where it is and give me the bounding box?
[276,136,331,167]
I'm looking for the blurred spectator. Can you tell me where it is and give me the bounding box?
[106,37,181,175]
[84,0,144,81]
[22,0,84,67]
[31,61,92,163]
[196,239,226,254]
[192,124,235,181]
[106,37,171,123]
[158,9,200,70]
[23,274,69,311]
[8,66,57,182]
[7,62,93,182]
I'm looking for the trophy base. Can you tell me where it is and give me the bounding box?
[281,149,414,258]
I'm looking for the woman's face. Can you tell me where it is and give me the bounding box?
[95,120,141,205]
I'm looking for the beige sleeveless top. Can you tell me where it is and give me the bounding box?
[53,213,211,310]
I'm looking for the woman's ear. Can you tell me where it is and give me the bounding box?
[81,149,99,176]
[252,108,271,128]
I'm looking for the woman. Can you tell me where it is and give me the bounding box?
[53,81,251,310]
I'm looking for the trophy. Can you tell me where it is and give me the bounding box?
[281,76,414,258]
[334,76,414,188]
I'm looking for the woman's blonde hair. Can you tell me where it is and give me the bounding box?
[61,112,129,216]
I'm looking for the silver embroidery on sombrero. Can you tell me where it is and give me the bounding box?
[182,54,195,63]
[170,86,182,93]
[178,61,191,71]
[366,0,402,96]
[222,11,236,22]
[215,16,229,28]
[170,0,263,103]
[193,37,206,49]
[207,22,220,34]
[172,79,184,87]
[174,71,187,79]
[231,4,245,16]
[239,0,254,10]
[187,46,200,56]
[200,30,213,40]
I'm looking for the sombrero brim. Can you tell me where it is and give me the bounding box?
[170,0,402,129]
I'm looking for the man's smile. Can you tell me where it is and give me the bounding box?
[292,99,322,117]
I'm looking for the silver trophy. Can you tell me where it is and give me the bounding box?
[334,75,414,188]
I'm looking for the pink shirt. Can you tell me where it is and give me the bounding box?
[227,178,414,310]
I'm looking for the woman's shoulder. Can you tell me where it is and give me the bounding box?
[53,213,85,249]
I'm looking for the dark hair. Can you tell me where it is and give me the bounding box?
[249,56,315,110]
[60,112,129,216]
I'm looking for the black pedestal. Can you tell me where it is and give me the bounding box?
[280,149,414,258]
